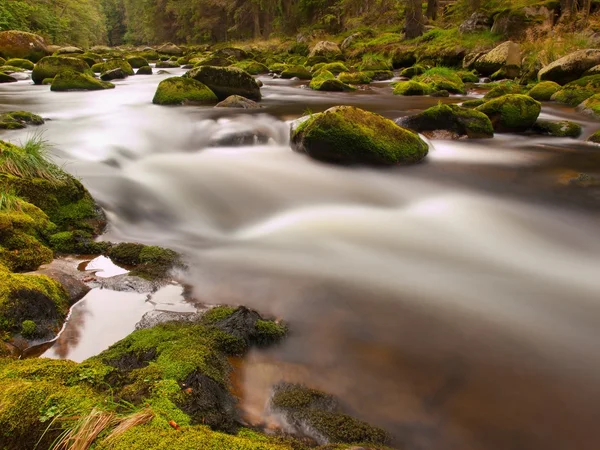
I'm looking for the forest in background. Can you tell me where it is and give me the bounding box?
[0,0,597,47]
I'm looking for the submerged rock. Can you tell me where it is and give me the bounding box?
[32,56,92,85]
[397,103,494,139]
[0,30,49,62]
[291,106,428,165]
[51,70,115,91]
[184,65,261,101]
[476,94,541,132]
[152,76,218,106]
[215,95,261,108]
[538,49,600,84]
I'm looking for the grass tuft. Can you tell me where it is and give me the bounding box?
[0,133,65,184]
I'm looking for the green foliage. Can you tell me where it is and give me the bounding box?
[0,136,64,183]
[20,319,36,337]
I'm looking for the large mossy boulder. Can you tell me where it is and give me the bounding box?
[193,56,232,67]
[126,56,149,68]
[270,383,388,446]
[0,73,17,83]
[0,31,49,62]
[309,41,342,60]
[184,66,261,101]
[397,104,494,139]
[476,94,541,132]
[152,77,218,105]
[137,66,153,75]
[233,60,268,75]
[75,52,103,67]
[549,75,600,106]
[491,5,554,40]
[338,71,372,84]
[4,58,34,70]
[393,80,431,96]
[281,65,312,80]
[527,81,561,101]
[474,41,521,77]
[531,120,582,137]
[538,49,600,85]
[319,62,349,74]
[50,70,115,91]
[32,56,92,85]
[291,106,428,165]
[309,70,354,91]
[155,60,180,69]
[414,68,466,94]
[92,58,135,76]
[100,68,128,81]
[483,81,526,99]
[0,111,44,130]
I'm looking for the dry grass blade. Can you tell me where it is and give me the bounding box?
[103,409,154,443]
[53,409,116,450]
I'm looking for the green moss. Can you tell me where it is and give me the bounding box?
[309,70,355,91]
[49,230,108,254]
[476,94,541,132]
[531,120,582,137]
[153,76,218,106]
[201,306,237,324]
[311,62,327,73]
[0,111,44,130]
[320,62,350,74]
[75,52,103,67]
[399,64,426,78]
[588,130,600,143]
[0,65,25,73]
[527,81,561,101]
[137,65,153,75]
[461,99,487,108]
[95,58,135,75]
[392,80,431,96]
[457,70,479,83]
[0,72,16,83]
[127,56,149,68]
[399,103,494,139]
[551,86,594,106]
[338,71,372,84]
[292,106,428,165]
[357,53,392,71]
[578,93,600,118]
[50,69,115,91]
[414,67,466,94]
[255,320,287,346]
[185,66,261,101]
[156,60,180,68]
[20,319,36,337]
[4,58,34,70]
[32,56,92,85]
[281,65,312,80]
[233,60,269,75]
[0,30,49,62]
[193,56,233,67]
[483,81,525,99]
[107,243,180,280]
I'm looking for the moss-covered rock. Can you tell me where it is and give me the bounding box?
[550,86,594,107]
[392,80,431,96]
[319,62,350,74]
[291,106,428,165]
[0,111,44,130]
[75,52,103,67]
[157,42,183,56]
[474,41,521,77]
[358,53,392,71]
[153,76,218,106]
[50,70,115,91]
[309,41,342,60]
[215,95,261,109]
[577,93,600,118]
[0,73,17,83]
[137,65,153,75]
[127,56,149,68]
[309,70,354,91]
[281,65,312,79]
[461,98,487,108]
[4,58,34,70]
[538,49,600,85]
[397,103,494,139]
[213,47,248,61]
[414,67,466,94]
[32,56,92,85]
[0,31,49,62]
[270,383,388,446]
[93,58,135,76]
[531,120,582,137]
[483,81,525,99]
[399,64,426,78]
[527,81,561,101]
[476,94,541,132]
[233,60,268,75]
[107,243,180,280]
[193,56,233,67]
[457,70,479,83]
[54,46,83,56]
[156,60,180,69]
[587,130,600,143]
[338,71,372,84]
[184,66,261,101]
[100,68,128,81]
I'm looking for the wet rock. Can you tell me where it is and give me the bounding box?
[215,95,261,108]
[136,310,201,330]
[397,103,494,139]
[4,58,34,70]
[155,60,180,68]
[309,41,342,60]
[184,65,261,101]
[531,120,581,137]
[32,56,92,85]
[153,76,218,106]
[291,106,428,165]
[281,65,312,80]
[476,94,541,132]
[538,49,600,85]
[94,274,156,293]
[157,42,183,56]
[136,65,153,75]
[459,12,492,33]
[30,267,90,304]
[0,72,17,83]
[213,47,248,61]
[474,41,521,77]
[126,55,148,68]
[393,80,431,95]
[0,31,49,62]
[156,69,171,74]
[51,70,115,91]
[100,68,128,81]
[309,70,354,91]
[0,111,44,130]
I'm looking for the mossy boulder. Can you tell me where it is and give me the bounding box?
[153,76,218,106]
[215,95,261,109]
[101,68,128,81]
[338,71,372,84]
[538,49,600,85]
[0,31,49,62]
[75,52,103,67]
[281,65,312,79]
[233,60,268,75]
[93,58,135,76]
[531,120,582,137]
[54,46,83,56]
[213,47,248,61]
[461,99,487,108]
[319,62,349,74]
[397,104,494,139]
[270,383,388,446]
[0,111,44,130]
[32,56,92,85]
[358,53,392,71]
[137,65,153,75]
[400,64,427,78]
[0,73,17,83]
[127,56,149,68]
[393,80,431,96]
[4,58,34,70]
[457,70,479,83]
[483,82,525,99]
[193,56,232,67]
[577,93,600,118]
[550,86,594,106]
[309,41,342,60]
[309,70,354,91]
[414,68,466,94]
[366,69,394,81]
[587,130,600,143]
[107,243,180,280]
[184,66,261,101]
[291,106,428,165]
[527,81,561,101]
[474,41,521,77]
[156,60,180,69]
[476,94,541,132]
[51,70,115,92]
[157,42,183,56]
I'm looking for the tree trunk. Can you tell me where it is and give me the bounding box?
[405,0,425,38]
[426,0,438,20]
[253,2,261,39]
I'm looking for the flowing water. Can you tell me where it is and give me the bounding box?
[1,70,600,450]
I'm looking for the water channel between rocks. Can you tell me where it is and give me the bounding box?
[1,67,600,450]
